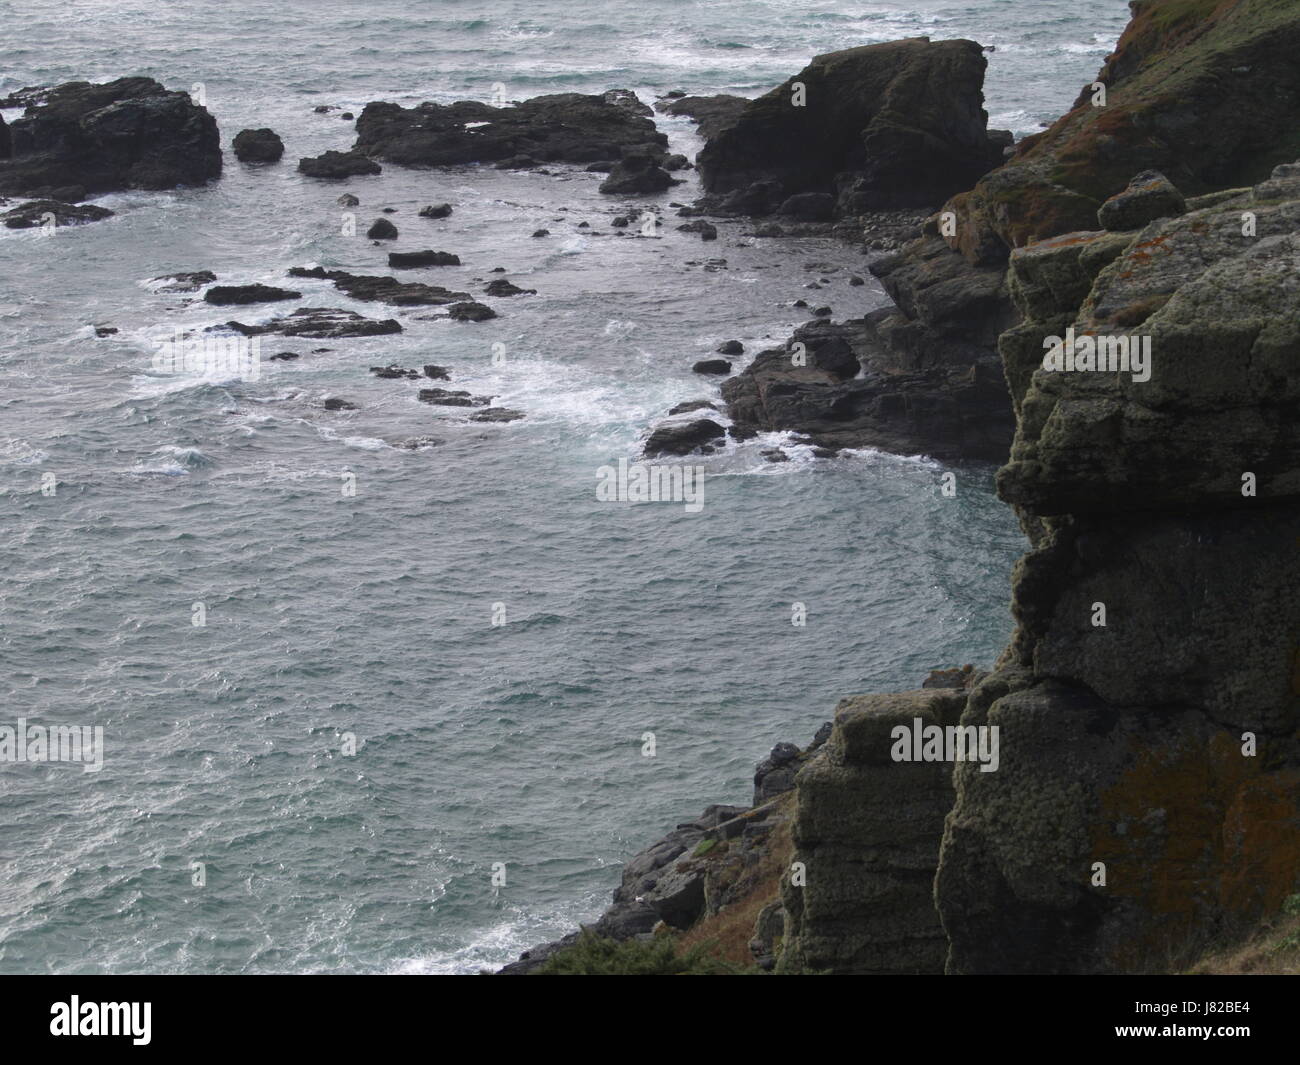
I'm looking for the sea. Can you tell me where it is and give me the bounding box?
[0,0,1131,973]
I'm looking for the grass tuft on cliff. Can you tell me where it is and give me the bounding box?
[1187,894,1300,974]
[536,930,760,975]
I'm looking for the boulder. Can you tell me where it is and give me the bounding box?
[232,128,284,163]
[599,153,674,195]
[0,77,221,197]
[692,359,732,375]
[1096,169,1186,231]
[446,301,496,322]
[418,203,453,218]
[643,418,726,457]
[366,218,397,239]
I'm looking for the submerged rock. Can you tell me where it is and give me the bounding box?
[1,199,114,228]
[225,307,401,338]
[288,266,469,306]
[446,301,496,322]
[387,249,458,267]
[151,269,216,292]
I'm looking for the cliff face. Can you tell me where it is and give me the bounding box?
[777,161,1300,975]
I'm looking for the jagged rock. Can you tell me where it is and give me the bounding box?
[152,269,216,292]
[943,0,1300,264]
[667,400,717,416]
[423,364,450,380]
[484,279,535,296]
[297,150,381,178]
[203,283,301,305]
[352,93,667,168]
[225,307,401,338]
[288,266,469,306]
[387,249,458,267]
[655,94,748,140]
[677,219,717,240]
[470,407,526,422]
[337,193,359,206]
[232,128,284,163]
[599,153,674,194]
[0,77,221,196]
[643,418,726,457]
[417,388,488,407]
[1,199,114,228]
[446,301,496,321]
[369,365,420,379]
[602,89,652,117]
[697,39,1006,214]
[1097,169,1185,231]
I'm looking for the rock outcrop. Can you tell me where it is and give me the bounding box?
[350,92,667,169]
[696,38,1008,215]
[232,128,284,163]
[0,77,220,198]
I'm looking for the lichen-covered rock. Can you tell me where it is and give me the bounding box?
[1097,169,1186,231]
[778,688,967,974]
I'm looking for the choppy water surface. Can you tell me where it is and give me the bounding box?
[0,0,1128,972]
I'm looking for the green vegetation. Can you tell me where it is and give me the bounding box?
[537,930,758,975]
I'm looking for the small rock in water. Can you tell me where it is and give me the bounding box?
[232,128,284,163]
[813,306,832,318]
[423,365,450,380]
[447,301,497,322]
[369,365,420,379]
[484,279,536,297]
[94,326,118,337]
[367,218,398,239]
[761,448,790,463]
[269,352,299,361]
[693,359,732,375]
[152,270,217,292]
[418,203,453,219]
[388,249,459,267]
[323,397,357,411]
[204,284,302,306]
[668,400,718,416]
[471,408,526,423]
[337,193,359,207]
[531,228,550,238]
[716,340,744,355]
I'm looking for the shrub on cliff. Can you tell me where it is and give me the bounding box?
[536,930,755,975]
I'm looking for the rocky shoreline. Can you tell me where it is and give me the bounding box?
[5,0,1298,977]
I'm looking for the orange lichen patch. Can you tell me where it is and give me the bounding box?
[1091,731,1300,967]
[1114,233,1175,279]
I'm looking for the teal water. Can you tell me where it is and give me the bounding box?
[0,0,1129,973]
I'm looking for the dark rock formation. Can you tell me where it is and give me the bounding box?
[418,388,489,407]
[655,94,748,140]
[351,93,667,169]
[446,301,496,322]
[366,218,397,240]
[388,249,458,267]
[696,39,1007,215]
[1096,169,1186,231]
[721,315,1014,461]
[203,284,301,305]
[1,199,114,228]
[0,77,220,197]
[599,153,674,195]
[232,128,284,163]
[297,150,381,178]
[418,203,452,218]
[692,359,731,375]
[151,269,216,292]
[484,279,535,296]
[470,407,526,423]
[643,418,726,457]
[288,266,469,306]
[224,307,401,338]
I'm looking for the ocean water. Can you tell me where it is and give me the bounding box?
[0,0,1130,973]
